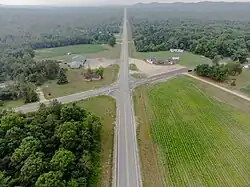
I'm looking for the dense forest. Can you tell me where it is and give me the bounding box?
[0,48,60,103]
[129,3,250,63]
[0,7,122,50]
[0,101,102,186]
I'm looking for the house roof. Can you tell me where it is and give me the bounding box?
[70,61,83,68]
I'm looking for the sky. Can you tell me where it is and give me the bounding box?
[1,0,250,5]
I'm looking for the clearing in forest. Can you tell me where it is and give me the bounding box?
[134,76,250,187]
[42,64,119,99]
[133,51,211,68]
[35,44,121,60]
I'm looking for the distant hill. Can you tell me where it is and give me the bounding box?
[132,2,250,11]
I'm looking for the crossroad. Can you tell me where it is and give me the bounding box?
[13,8,189,187]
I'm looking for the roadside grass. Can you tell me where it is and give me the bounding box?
[129,63,138,71]
[241,85,250,94]
[234,69,250,95]
[0,99,25,109]
[134,76,250,186]
[131,73,148,80]
[77,96,116,187]
[35,44,121,61]
[133,51,212,68]
[42,64,119,99]
[115,34,122,42]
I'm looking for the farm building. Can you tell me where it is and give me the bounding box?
[146,57,180,65]
[170,49,184,53]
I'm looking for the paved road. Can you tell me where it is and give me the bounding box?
[114,8,141,187]
[15,84,118,113]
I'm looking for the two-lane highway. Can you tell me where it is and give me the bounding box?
[115,8,141,187]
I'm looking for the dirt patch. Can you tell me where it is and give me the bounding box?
[129,58,184,76]
[86,58,117,69]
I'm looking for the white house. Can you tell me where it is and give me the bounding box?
[170,49,184,53]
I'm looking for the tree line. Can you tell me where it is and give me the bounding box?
[195,61,243,82]
[0,101,102,186]
[129,7,250,63]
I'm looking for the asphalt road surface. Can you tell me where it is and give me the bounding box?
[15,84,118,113]
[114,8,141,187]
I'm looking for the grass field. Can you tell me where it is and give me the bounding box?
[237,69,250,95]
[42,64,119,99]
[77,96,116,187]
[131,73,148,80]
[0,99,25,109]
[134,76,250,187]
[128,41,211,68]
[129,63,138,71]
[35,44,121,60]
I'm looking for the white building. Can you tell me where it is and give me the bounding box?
[170,49,184,53]
[146,58,154,64]
[243,64,249,69]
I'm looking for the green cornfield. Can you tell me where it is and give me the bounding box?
[145,77,250,186]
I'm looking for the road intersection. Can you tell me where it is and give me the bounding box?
[14,8,188,187]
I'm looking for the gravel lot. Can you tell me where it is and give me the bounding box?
[86,58,117,69]
[129,58,185,76]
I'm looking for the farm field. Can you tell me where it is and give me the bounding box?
[77,96,116,187]
[35,44,121,60]
[42,64,119,99]
[134,76,250,187]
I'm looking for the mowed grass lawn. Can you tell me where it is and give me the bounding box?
[42,64,119,99]
[0,99,25,109]
[35,44,121,60]
[134,76,250,187]
[237,69,250,95]
[77,96,116,187]
[133,51,212,68]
